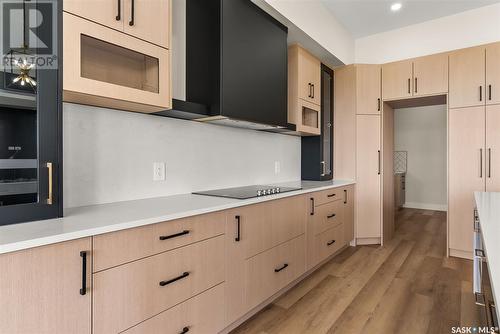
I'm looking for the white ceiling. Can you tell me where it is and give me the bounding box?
[322,0,500,38]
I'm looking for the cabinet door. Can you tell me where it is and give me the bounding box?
[382,60,413,100]
[63,13,171,112]
[449,46,485,109]
[343,186,355,244]
[449,107,485,256]
[486,105,500,191]
[356,115,381,239]
[413,53,449,97]
[356,64,381,114]
[0,238,91,334]
[486,43,500,105]
[298,47,321,106]
[63,0,123,31]
[123,0,170,48]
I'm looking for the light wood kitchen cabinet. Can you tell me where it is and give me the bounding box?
[123,0,170,48]
[382,59,413,100]
[334,65,356,180]
[288,44,322,135]
[356,115,381,242]
[486,105,500,191]
[63,0,123,31]
[92,211,225,272]
[122,284,225,334]
[449,106,485,257]
[343,186,355,243]
[449,46,486,109]
[486,43,500,105]
[64,0,170,49]
[413,53,449,97]
[93,236,224,334]
[310,200,344,236]
[356,64,382,114]
[63,12,171,113]
[0,238,92,334]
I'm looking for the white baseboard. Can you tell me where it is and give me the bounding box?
[403,202,447,212]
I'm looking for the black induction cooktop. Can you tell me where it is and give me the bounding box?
[192,185,302,199]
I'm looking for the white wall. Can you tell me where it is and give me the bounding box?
[394,105,447,211]
[265,0,355,64]
[63,103,301,208]
[355,3,500,64]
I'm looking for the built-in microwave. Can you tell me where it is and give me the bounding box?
[473,209,499,333]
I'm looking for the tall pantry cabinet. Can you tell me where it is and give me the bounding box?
[449,42,500,257]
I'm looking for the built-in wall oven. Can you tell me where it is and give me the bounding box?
[473,208,499,332]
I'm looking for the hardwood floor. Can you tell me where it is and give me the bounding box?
[231,208,483,334]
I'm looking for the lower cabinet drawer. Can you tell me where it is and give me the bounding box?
[246,234,306,310]
[123,284,225,334]
[93,236,225,334]
[313,223,344,266]
[313,200,344,235]
[311,188,343,206]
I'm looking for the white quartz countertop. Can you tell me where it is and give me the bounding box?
[474,191,500,317]
[0,180,355,255]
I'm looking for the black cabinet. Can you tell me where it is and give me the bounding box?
[301,64,333,181]
[0,0,62,225]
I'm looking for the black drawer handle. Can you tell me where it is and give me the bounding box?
[159,272,190,287]
[274,263,288,273]
[159,230,190,241]
[129,0,135,26]
[327,193,336,198]
[327,213,336,219]
[310,198,315,216]
[179,327,190,334]
[235,215,241,242]
[327,240,336,246]
[344,189,347,204]
[115,0,121,20]
[80,251,87,296]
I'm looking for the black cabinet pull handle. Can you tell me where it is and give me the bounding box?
[274,263,288,273]
[159,272,190,287]
[327,213,336,219]
[235,215,241,242]
[377,98,381,111]
[310,198,315,216]
[327,193,336,198]
[489,85,492,101]
[308,83,312,98]
[80,251,87,296]
[129,0,135,26]
[344,189,347,204]
[159,230,190,241]
[179,327,190,334]
[116,0,121,20]
[327,240,336,246]
[480,86,483,101]
[312,84,315,99]
[378,150,381,175]
[408,78,411,94]
[415,77,418,93]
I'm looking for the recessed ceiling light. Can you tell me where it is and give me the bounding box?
[391,2,402,11]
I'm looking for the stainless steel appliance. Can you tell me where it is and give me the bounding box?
[193,185,302,200]
[473,209,499,333]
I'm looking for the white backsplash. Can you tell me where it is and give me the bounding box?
[63,103,301,208]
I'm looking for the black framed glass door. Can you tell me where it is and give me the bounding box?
[0,0,62,225]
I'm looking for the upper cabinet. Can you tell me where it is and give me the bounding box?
[288,45,322,135]
[62,1,171,113]
[382,54,448,101]
[486,43,500,105]
[413,53,449,97]
[356,64,381,114]
[64,0,170,48]
[382,59,413,100]
[449,46,485,109]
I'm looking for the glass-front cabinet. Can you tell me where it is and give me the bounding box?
[0,0,62,225]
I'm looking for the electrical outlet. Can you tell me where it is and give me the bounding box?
[153,162,166,181]
[274,161,281,175]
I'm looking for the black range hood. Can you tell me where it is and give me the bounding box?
[155,0,288,130]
